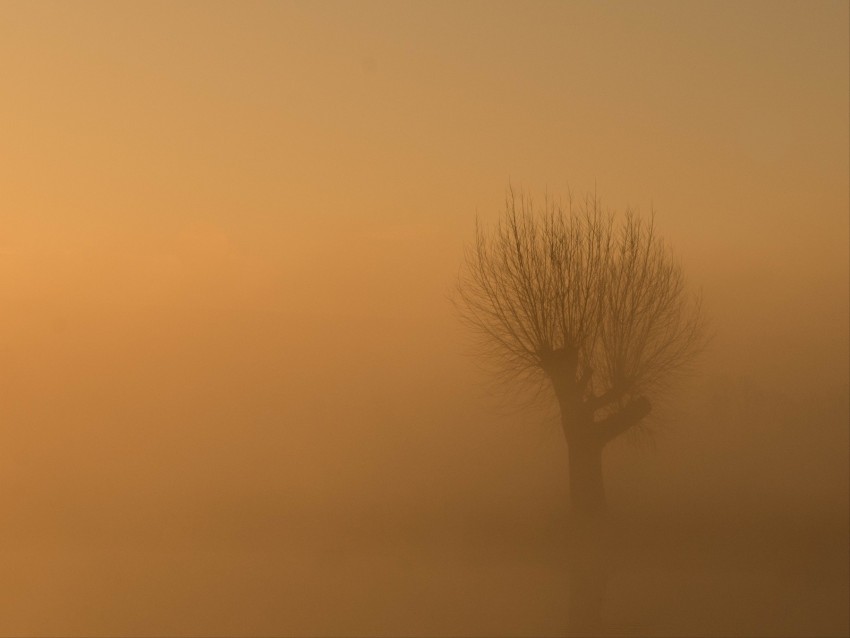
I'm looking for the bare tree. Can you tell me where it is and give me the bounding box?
[456,188,706,515]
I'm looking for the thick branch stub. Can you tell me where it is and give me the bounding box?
[588,378,632,412]
[596,396,651,443]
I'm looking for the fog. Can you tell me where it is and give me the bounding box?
[0,2,847,636]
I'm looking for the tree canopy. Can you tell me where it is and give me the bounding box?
[456,188,706,446]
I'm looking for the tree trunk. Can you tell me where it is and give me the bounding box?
[567,437,606,516]
[548,365,609,516]
[566,517,608,635]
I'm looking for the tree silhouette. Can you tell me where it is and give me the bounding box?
[456,188,706,515]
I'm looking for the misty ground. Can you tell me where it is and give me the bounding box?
[1,378,847,637]
[1,487,846,636]
[0,292,846,637]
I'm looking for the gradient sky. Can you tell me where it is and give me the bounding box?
[0,1,847,634]
[1,1,846,417]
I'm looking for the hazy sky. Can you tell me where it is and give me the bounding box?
[0,1,847,635]
[1,0,846,437]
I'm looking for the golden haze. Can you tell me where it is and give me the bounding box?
[0,1,847,635]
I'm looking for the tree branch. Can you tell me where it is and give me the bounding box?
[595,396,651,443]
[587,378,632,412]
